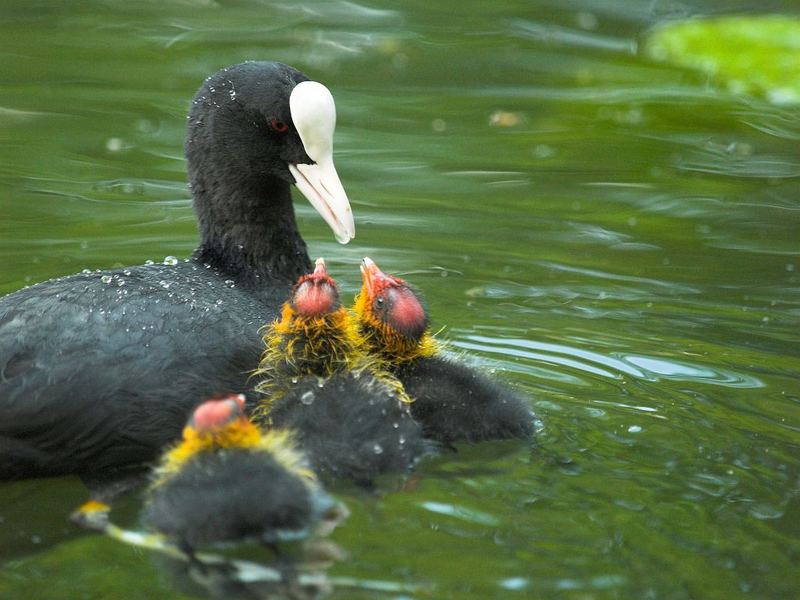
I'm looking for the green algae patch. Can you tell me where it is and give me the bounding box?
[646,15,800,105]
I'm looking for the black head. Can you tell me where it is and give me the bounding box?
[187,62,309,187]
[186,62,354,279]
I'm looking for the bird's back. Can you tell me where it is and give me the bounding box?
[0,261,287,478]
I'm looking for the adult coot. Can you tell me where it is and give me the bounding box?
[353,257,535,444]
[0,61,355,479]
[253,259,427,485]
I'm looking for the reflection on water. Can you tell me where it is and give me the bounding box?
[1,0,800,598]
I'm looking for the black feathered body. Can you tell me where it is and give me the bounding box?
[0,261,289,479]
[398,355,535,444]
[265,372,428,485]
[142,449,329,548]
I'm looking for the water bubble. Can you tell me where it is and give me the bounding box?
[575,11,598,30]
[163,256,178,266]
[100,275,112,284]
[500,577,529,591]
[393,422,399,429]
[399,435,406,445]
[291,377,298,384]
[373,444,384,455]
[159,280,171,289]
[116,279,125,286]
[81,269,92,274]
[300,391,315,405]
[215,299,223,305]
[105,137,125,152]
[123,270,131,276]
[627,425,642,433]
[144,259,154,266]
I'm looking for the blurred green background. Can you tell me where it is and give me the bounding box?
[1,1,798,598]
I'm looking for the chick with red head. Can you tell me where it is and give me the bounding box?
[353,257,535,444]
[143,394,345,552]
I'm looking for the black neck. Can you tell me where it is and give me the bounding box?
[192,178,312,287]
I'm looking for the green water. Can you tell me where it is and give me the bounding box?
[1,1,799,598]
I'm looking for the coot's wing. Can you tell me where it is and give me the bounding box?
[0,263,282,478]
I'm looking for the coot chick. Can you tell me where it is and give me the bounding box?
[253,259,427,485]
[354,257,535,444]
[142,394,346,553]
[0,61,355,479]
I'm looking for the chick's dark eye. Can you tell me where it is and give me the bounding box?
[374,297,385,309]
[269,118,289,133]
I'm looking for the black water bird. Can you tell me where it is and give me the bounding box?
[353,257,535,444]
[0,61,355,480]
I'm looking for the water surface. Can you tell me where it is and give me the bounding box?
[1,1,798,598]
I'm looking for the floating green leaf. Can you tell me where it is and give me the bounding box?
[646,15,800,104]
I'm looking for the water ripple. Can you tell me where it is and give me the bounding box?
[538,261,701,294]
[418,501,500,526]
[451,335,763,389]
[619,354,765,388]
[510,19,636,53]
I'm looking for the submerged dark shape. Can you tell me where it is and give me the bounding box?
[0,61,354,480]
[142,395,345,551]
[353,257,535,444]
[254,259,428,485]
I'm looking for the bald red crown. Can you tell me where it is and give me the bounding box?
[360,257,428,341]
[189,394,246,433]
[292,258,341,317]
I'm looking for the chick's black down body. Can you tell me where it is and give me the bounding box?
[399,355,535,444]
[0,61,337,479]
[267,373,429,486]
[142,451,325,548]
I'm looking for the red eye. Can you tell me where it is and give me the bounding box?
[269,118,289,133]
